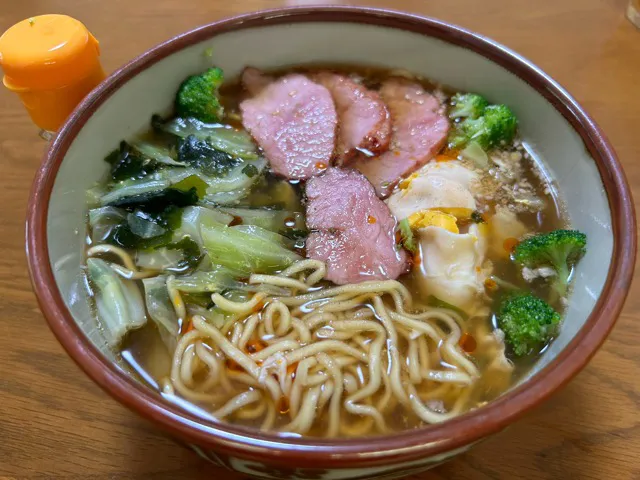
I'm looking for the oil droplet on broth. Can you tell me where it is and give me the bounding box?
[503,237,519,253]
[459,333,477,353]
[277,396,290,414]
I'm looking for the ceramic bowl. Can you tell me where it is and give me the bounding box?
[26,7,636,480]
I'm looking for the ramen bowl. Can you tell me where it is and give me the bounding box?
[26,7,635,480]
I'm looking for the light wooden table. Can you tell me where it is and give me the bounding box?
[1,1,639,478]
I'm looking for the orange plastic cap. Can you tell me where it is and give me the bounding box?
[0,14,105,131]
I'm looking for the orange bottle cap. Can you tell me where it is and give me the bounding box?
[0,14,105,132]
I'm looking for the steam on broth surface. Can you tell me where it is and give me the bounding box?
[84,64,586,437]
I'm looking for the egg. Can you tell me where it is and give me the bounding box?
[407,209,459,234]
[387,161,479,221]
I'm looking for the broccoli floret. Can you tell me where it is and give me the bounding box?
[497,293,561,356]
[513,229,587,300]
[448,103,518,150]
[175,67,224,123]
[449,93,488,119]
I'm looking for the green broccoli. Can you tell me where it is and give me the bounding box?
[513,229,587,300]
[497,293,561,356]
[448,104,518,150]
[175,67,224,123]
[449,93,489,119]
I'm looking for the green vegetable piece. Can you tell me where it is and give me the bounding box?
[165,236,203,272]
[201,221,302,275]
[489,275,521,292]
[449,93,488,119]
[497,293,561,357]
[99,168,203,208]
[86,258,147,346]
[219,207,305,233]
[398,218,417,253]
[471,211,486,224]
[172,175,209,199]
[105,141,158,182]
[448,103,518,150]
[104,206,182,250]
[106,186,199,211]
[131,141,184,166]
[513,229,587,300]
[177,135,240,177]
[89,206,127,243]
[177,206,233,249]
[181,292,215,309]
[460,140,490,169]
[242,164,259,178]
[426,295,469,320]
[198,159,268,206]
[154,116,259,160]
[127,210,166,239]
[135,236,202,274]
[142,276,180,336]
[170,267,244,293]
[175,67,224,123]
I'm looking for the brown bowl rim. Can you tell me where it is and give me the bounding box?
[26,6,636,468]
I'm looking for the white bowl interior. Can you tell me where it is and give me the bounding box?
[47,21,612,385]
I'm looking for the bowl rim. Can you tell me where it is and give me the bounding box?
[26,5,636,468]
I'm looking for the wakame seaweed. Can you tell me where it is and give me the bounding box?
[177,135,241,177]
[105,141,158,182]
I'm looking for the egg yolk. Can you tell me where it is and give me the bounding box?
[407,210,459,234]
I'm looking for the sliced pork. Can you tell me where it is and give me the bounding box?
[354,79,450,197]
[315,72,391,165]
[240,71,337,180]
[305,168,408,285]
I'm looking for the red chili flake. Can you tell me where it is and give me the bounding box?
[459,333,477,353]
[503,237,520,253]
[181,319,194,335]
[484,278,498,292]
[246,340,266,354]
[226,360,244,372]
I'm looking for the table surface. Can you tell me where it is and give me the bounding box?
[1,0,639,478]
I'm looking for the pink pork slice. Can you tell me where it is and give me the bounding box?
[315,72,391,165]
[305,168,408,285]
[240,70,337,180]
[354,79,450,197]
